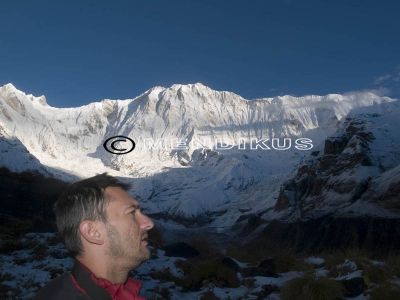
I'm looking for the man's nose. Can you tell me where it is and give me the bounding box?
[139,212,154,231]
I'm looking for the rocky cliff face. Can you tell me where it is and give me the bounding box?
[272,101,400,221]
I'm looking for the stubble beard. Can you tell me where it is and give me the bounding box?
[105,223,149,268]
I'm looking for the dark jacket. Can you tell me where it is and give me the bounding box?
[34,261,113,300]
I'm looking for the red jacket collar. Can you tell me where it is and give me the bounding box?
[74,260,145,300]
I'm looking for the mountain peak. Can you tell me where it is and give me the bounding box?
[0,83,49,107]
[2,83,17,91]
[167,82,211,95]
[163,82,246,103]
[170,82,207,90]
[0,83,19,95]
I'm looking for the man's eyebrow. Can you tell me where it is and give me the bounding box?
[125,203,140,211]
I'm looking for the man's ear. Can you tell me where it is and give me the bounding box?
[79,221,105,245]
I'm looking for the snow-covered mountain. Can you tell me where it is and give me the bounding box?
[0,82,397,227]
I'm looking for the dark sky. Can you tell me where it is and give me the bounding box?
[1,0,399,107]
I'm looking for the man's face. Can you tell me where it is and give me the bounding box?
[103,186,154,268]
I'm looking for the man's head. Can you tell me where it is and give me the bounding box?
[54,173,154,269]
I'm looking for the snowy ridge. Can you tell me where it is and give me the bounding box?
[0,82,396,225]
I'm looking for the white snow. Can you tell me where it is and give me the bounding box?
[304,256,325,265]
[0,82,398,226]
